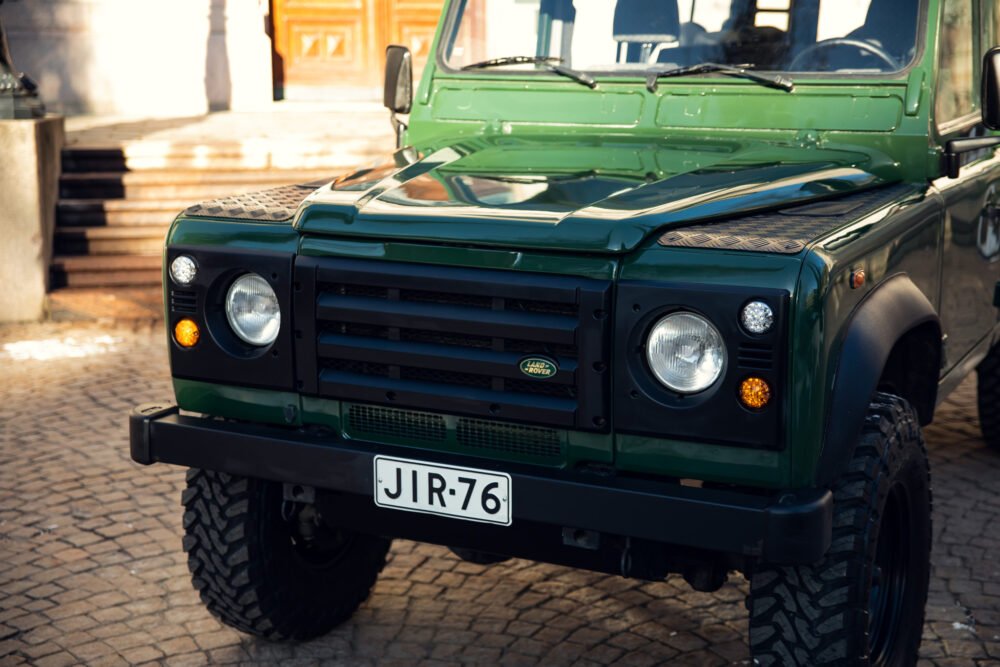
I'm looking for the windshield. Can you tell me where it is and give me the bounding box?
[443,0,921,76]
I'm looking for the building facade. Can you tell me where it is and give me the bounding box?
[2,0,442,116]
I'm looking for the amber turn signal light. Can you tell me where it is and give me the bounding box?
[739,376,771,410]
[174,319,200,348]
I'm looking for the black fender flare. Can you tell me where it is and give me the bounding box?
[816,274,940,486]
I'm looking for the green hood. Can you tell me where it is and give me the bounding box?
[295,136,900,254]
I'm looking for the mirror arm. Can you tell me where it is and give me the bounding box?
[390,113,408,149]
[943,136,1000,178]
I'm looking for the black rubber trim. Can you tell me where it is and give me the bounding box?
[129,403,179,465]
[817,274,940,486]
[130,404,832,565]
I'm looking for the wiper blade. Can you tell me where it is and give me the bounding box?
[646,63,793,93]
[461,55,562,70]
[462,55,597,89]
[545,63,598,88]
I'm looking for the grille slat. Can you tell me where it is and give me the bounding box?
[319,370,578,427]
[315,262,581,304]
[298,257,612,433]
[318,333,578,385]
[316,294,578,345]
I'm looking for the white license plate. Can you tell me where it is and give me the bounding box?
[373,456,512,526]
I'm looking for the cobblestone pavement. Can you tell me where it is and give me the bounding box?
[1,323,998,666]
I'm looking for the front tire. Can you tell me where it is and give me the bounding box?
[749,393,931,666]
[182,469,391,641]
[976,342,1000,450]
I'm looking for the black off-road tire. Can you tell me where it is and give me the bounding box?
[749,393,932,666]
[976,343,1000,450]
[182,469,391,641]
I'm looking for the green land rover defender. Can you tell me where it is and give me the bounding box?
[130,0,1000,663]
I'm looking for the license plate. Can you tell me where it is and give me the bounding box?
[373,456,512,526]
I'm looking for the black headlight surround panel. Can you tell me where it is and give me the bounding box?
[614,281,789,449]
[166,245,295,391]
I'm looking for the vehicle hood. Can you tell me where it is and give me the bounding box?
[295,136,901,254]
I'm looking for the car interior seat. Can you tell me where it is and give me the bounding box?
[846,0,918,65]
[613,0,681,63]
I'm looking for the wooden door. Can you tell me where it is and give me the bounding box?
[271,0,443,96]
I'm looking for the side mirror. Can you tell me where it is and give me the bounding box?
[983,47,1000,130]
[384,45,413,115]
[943,47,1000,178]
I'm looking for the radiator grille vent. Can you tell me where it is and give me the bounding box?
[344,405,562,459]
[457,418,562,458]
[348,405,446,443]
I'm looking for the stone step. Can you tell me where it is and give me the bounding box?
[59,168,337,200]
[57,198,193,227]
[48,286,164,323]
[61,138,385,172]
[50,254,162,289]
[54,225,169,256]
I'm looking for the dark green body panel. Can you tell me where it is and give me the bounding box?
[296,137,894,254]
[165,0,1000,492]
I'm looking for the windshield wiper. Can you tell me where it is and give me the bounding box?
[462,55,597,89]
[646,63,793,93]
[462,55,561,69]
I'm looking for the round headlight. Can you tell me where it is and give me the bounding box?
[170,255,197,286]
[225,274,280,346]
[646,312,725,394]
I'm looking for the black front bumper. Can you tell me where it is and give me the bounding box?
[130,403,832,565]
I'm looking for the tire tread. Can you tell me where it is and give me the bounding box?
[182,469,389,641]
[748,393,931,666]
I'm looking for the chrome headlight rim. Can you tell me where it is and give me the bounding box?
[644,310,727,395]
[224,273,281,347]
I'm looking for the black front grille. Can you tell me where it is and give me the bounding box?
[294,257,612,431]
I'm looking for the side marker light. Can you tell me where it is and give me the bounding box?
[850,270,866,289]
[174,319,200,348]
[739,376,772,410]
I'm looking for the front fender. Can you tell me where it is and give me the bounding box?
[816,274,940,486]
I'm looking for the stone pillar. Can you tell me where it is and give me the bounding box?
[208,0,275,111]
[0,116,63,322]
[4,0,275,116]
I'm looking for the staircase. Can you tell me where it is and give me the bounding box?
[50,147,355,289]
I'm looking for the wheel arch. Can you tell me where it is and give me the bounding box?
[815,274,941,486]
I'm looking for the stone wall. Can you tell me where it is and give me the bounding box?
[2,0,273,116]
